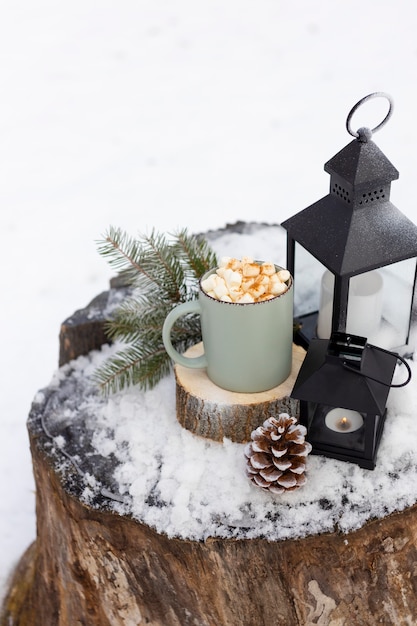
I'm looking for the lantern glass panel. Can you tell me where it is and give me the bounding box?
[379,257,416,347]
[306,403,366,453]
[293,243,326,317]
[294,243,416,350]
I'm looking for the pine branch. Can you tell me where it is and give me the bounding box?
[138,230,186,302]
[172,228,218,291]
[94,226,217,394]
[104,295,171,344]
[96,227,185,301]
[93,343,171,394]
[96,226,152,283]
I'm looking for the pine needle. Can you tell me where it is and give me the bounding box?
[94,226,217,394]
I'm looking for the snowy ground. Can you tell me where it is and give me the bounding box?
[2,0,417,601]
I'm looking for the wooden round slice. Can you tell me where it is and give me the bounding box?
[174,342,306,443]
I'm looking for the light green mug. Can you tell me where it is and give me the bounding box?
[162,266,294,393]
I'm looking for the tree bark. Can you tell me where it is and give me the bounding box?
[3,408,417,625]
[3,260,417,625]
[58,290,111,366]
[175,342,305,442]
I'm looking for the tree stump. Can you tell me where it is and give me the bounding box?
[3,286,417,626]
[3,219,417,626]
[174,342,305,443]
[58,280,130,366]
[5,415,417,626]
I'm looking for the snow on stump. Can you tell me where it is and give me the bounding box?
[2,288,417,626]
[174,341,305,442]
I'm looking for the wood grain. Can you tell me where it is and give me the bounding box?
[175,342,306,442]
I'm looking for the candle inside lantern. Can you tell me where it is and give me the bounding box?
[317,270,383,340]
[325,408,364,433]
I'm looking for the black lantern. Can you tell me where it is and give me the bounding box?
[290,331,411,469]
[283,93,414,469]
[282,93,417,353]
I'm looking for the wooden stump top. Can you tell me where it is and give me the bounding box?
[19,348,417,547]
[3,344,417,626]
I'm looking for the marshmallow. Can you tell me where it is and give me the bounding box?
[278,269,291,283]
[223,268,243,290]
[201,258,290,303]
[243,262,261,278]
[260,262,276,276]
[249,284,266,299]
[201,274,217,293]
[229,258,243,271]
[270,280,287,296]
[229,287,244,301]
[237,292,255,303]
[241,277,255,292]
[213,279,229,299]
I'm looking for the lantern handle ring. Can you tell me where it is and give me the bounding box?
[346,92,394,140]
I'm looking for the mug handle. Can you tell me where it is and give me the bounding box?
[162,300,208,368]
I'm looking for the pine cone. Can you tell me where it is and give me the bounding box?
[245,414,312,494]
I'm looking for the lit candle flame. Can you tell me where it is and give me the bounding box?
[339,416,351,431]
[325,408,364,433]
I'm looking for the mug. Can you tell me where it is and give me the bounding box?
[162,265,294,393]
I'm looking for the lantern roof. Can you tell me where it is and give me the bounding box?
[324,137,399,187]
[291,338,397,415]
[281,134,417,276]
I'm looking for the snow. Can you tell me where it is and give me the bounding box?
[2,0,417,601]
[26,226,417,548]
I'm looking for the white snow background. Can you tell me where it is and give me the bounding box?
[2,0,417,600]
